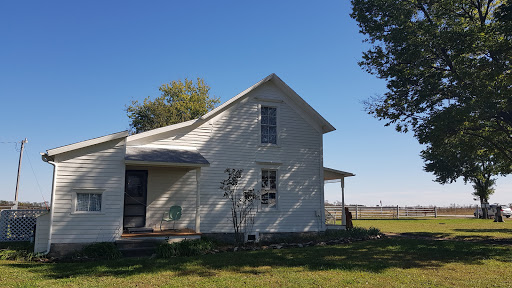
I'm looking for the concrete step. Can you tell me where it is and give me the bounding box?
[116,239,163,257]
[126,227,154,233]
[116,234,201,257]
[116,238,163,249]
[118,246,157,258]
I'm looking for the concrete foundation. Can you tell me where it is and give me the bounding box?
[48,243,89,258]
[203,231,321,244]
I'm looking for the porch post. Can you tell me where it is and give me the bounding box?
[195,168,201,233]
[341,177,346,227]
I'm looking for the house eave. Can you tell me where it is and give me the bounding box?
[46,131,129,156]
[126,119,202,143]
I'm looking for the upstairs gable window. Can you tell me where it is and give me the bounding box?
[261,106,277,144]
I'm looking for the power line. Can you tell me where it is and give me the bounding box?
[0,141,18,151]
[24,147,49,209]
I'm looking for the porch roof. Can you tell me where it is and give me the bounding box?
[324,167,355,181]
[125,145,210,168]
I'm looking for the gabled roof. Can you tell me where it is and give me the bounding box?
[128,73,335,143]
[46,131,129,156]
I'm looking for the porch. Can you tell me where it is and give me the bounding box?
[323,167,355,230]
[117,228,201,257]
[123,145,209,235]
[121,228,201,240]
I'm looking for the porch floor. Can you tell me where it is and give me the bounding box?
[121,228,200,238]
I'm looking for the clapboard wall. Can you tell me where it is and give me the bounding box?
[129,81,325,233]
[50,138,126,243]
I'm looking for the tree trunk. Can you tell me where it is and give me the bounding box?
[480,198,489,219]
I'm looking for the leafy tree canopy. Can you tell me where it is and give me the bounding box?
[351,0,512,172]
[422,133,499,206]
[126,78,220,134]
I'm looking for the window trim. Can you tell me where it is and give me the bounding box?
[71,188,105,215]
[260,169,279,210]
[259,104,280,147]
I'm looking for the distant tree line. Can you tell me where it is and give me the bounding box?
[0,200,48,207]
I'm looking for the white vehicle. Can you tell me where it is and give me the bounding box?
[474,204,512,218]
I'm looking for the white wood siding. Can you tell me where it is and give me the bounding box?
[131,82,324,233]
[51,138,126,243]
[126,166,197,230]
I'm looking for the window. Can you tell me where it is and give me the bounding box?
[261,169,277,208]
[261,106,277,144]
[76,193,102,212]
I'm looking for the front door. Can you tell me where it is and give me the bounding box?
[123,170,148,229]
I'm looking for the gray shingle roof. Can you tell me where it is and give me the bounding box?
[126,146,209,166]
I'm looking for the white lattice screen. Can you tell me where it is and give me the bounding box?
[0,209,48,242]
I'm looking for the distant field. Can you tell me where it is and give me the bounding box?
[436,207,475,215]
[1,218,511,287]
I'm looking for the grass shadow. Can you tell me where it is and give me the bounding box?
[5,238,512,279]
[453,228,512,234]
[398,232,452,239]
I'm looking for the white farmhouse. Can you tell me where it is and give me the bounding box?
[35,74,354,255]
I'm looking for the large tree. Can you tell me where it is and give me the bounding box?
[351,0,512,171]
[126,78,220,134]
[421,134,501,217]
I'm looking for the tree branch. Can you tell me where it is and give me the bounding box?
[417,1,460,80]
[463,131,512,162]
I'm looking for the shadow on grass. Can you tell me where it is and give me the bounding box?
[6,238,512,279]
[453,228,512,234]
[353,218,429,221]
[397,232,452,238]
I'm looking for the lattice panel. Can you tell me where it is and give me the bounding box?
[0,209,47,242]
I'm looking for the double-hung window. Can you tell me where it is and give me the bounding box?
[75,192,102,212]
[261,169,277,208]
[261,106,277,144]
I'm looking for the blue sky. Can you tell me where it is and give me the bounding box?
[1,1,510,207]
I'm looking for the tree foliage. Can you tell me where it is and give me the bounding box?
[421,131,506,183]
[351,0,512,175]
[422,135,497,215]
[126,78,220,134]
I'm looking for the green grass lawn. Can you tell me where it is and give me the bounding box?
[1,219,511,287]
[354,218,512,240]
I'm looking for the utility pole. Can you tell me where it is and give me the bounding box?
[13,138,28,210]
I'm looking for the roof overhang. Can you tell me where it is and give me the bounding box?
[125,145,210,168]
[324,167,355,181]
[46,131,129,156]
